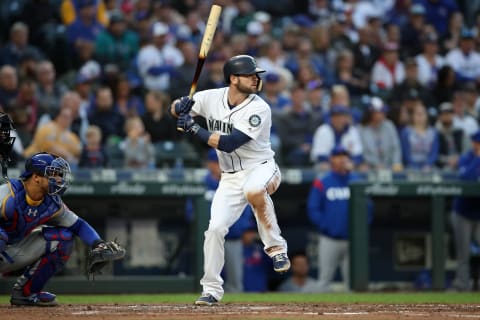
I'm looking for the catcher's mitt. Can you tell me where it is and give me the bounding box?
[86,240,126,279]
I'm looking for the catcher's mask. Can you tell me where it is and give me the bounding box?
[0,112,15,160]
[223,55,265,92]
[21,152,72,195]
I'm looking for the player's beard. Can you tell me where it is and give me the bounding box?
[235,81,257,95]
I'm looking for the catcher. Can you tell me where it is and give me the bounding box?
[0,150,125,306]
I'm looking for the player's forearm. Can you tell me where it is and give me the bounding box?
[68,217,102,247]
[207,133,220,149]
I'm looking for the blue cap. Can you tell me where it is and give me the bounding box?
[461,28,476,39]
[207,149,218,162]
[293,14,314,28]
[78,0,95,9]
[265,73,280,83]
[471,130,480,142]
[330,145,350,157]
[75,73,91,84]
[330,105,350,115]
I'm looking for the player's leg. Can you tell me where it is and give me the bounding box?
[9,226,75,306]
[339,240,350,291]
[451,212,473,290]
[224,238,243,293]
[0,231,45,274]
[243,160,289,272]
[198,172,248,304]
[317,235,345,291]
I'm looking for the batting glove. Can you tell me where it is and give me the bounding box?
[174,96,195,115]
[177,113,200,134]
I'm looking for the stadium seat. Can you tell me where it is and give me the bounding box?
[105,143,124,168]
[154,140,200,168]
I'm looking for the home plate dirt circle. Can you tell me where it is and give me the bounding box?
[2,303,480,319]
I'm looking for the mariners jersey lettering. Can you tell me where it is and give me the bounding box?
[192,88,274,172]
[208,119,233,134]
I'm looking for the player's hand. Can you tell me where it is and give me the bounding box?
[177,113,199,134]
[174,96,195,115]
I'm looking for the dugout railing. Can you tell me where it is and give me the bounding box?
[350,179,480,291]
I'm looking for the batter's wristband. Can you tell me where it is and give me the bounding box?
[192,125,211,144]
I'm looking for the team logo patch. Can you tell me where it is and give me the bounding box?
[249,114,261,127]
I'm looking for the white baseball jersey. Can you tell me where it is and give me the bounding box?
[445,48,480,80]
[191,87,288,301]
[310,123,363,163]
[191,87,275,172]
[137,44,184,91]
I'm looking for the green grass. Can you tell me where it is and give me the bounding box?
[0,292,478,305]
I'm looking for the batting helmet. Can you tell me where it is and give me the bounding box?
[223,55,265,84]
[22,152,72,195]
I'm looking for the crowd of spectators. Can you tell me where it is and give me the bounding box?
[0,0,478,172]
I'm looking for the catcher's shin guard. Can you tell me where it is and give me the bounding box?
[14,227,74,297]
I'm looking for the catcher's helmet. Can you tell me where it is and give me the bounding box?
[22,152,72,195]
[223,55,265,84]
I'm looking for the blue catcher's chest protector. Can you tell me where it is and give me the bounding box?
[1,179,64,244]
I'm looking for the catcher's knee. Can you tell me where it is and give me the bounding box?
[42,227,74,242]
[42,227,74,257]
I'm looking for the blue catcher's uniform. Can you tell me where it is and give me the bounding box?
[0,179,101,298]
[2,179,65,243]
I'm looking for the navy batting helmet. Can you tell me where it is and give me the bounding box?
[22,152,72,195]
[223,55,265,84]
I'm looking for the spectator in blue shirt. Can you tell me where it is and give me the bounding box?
[400,101,439,170]
[451,130,480,291]
[0,22,43,68]
[88,86,125,145]
[415,0,459,37]
[66,0,104,61]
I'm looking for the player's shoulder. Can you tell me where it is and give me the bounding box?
[247,94,270,112]
[195,87,227,101]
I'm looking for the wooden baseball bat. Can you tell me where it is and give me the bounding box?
[188,4,222,99]
[177,4,222,131]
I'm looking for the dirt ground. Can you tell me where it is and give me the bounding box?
[2,303,480,320]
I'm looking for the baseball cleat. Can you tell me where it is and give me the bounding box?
[195,294,218,306]
[10,288,58,307]
[272,253,291,273]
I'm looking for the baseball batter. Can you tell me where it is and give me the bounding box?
[170,55,290,305]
